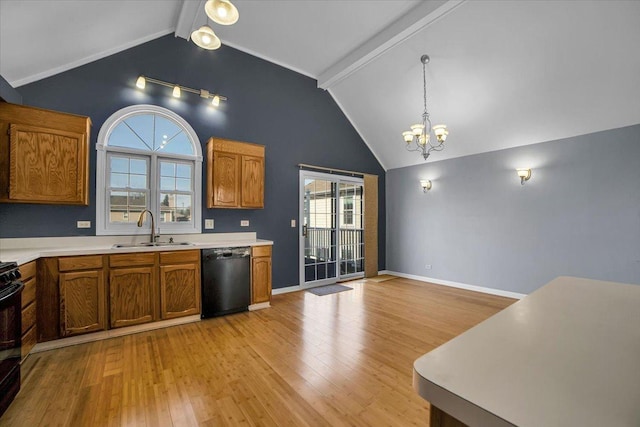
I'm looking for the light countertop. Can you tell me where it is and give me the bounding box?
[413,276,640,427]
[0,233,273,265]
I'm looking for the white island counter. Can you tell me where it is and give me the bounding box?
[413,276,640,427]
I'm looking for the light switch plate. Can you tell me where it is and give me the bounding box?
[77,220,91,228]
[240,220,249,227]
[291,219,296,227]
[205,219,214,229]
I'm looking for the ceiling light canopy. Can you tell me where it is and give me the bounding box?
[205,0,239,26]
[402,54,449,161]
[191,25,221,50]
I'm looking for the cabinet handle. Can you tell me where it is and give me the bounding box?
[302,225,307,237]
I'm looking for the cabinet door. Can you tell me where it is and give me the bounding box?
[160,263,201,319]
[9,124,87,204]
[59,270,105,336]
[212,151,240,207]
[109,266,156,328]
[252,256,272,304]
[241,155,264,208]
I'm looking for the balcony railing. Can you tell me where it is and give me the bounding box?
[305,227,363,272]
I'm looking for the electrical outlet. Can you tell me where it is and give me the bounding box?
[425,264,432,270]
[205,219,214,229]
[241,220,249,227]
[77,220,91,229]
[291,219,296,227]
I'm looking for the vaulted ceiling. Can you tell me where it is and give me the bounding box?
[1,0,639,170]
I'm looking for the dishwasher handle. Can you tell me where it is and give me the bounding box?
[203,247,251,260]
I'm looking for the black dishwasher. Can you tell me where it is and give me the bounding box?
[201,247,251,318]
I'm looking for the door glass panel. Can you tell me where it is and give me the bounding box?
[339,182,364,277]
[303,178,337,284]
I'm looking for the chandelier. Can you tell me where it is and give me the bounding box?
[402,55,449,160]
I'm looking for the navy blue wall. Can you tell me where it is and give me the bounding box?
[0,74,22,104]
[0,35,386,289]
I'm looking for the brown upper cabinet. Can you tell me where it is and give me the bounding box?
[207,137,264,209]
[0,102,91,205]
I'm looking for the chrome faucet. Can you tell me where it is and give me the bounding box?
[137,209,157,243]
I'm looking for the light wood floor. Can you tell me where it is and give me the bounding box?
[2,277,515,426]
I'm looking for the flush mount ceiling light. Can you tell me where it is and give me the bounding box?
[402,55,449,161]
[135,76,227,106]
[191,25,221,50]
[205,0,239,25]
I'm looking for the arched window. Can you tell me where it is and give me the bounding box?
[96,105,202,236]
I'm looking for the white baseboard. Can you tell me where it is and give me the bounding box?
[383,270,526,300]
[273,272,525,300]
[31,315,201,353]
[272,285,303,295]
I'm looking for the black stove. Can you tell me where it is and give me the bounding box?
[0,262,22,296]
[0,260,24,418]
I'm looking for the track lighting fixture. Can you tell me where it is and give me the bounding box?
[135,76,227,106]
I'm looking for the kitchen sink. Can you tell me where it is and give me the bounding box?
[112,242,194,248]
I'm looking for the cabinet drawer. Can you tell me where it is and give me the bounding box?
[110,252,156,267]
[59,255,104,271]
[20,260,36,281]
[252,245,272,257]
[21,326,36,360]
[159,250,200,265]
[21,277,36,308]
[22,301,36,335]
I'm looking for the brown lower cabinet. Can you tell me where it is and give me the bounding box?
[109,253,158,328]
[20,260,37,359]
[35,250,202,345]
[159,250,201,320]
[251,246,272,304]
[58,255,106,337]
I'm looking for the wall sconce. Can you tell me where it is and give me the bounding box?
[420,179,432,192]
[516,168,532,185]
[135,75,227,106]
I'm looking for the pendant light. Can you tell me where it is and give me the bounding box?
[205,0,239,25]
[402,54,449,161]
[191,25,221,50]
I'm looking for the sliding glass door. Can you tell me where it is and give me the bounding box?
[299,171,364,287]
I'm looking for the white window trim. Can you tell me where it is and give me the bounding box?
[96,104,202,236]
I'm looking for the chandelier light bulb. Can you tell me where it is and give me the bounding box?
[433,125,449,143]
[411,124,424,136]
[402,131,414,143]
[212,95,220,107]
[172,85,181,98]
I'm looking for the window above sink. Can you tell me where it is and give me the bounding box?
[95,105,203,236]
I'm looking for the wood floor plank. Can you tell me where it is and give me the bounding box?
[3,278,515,426]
